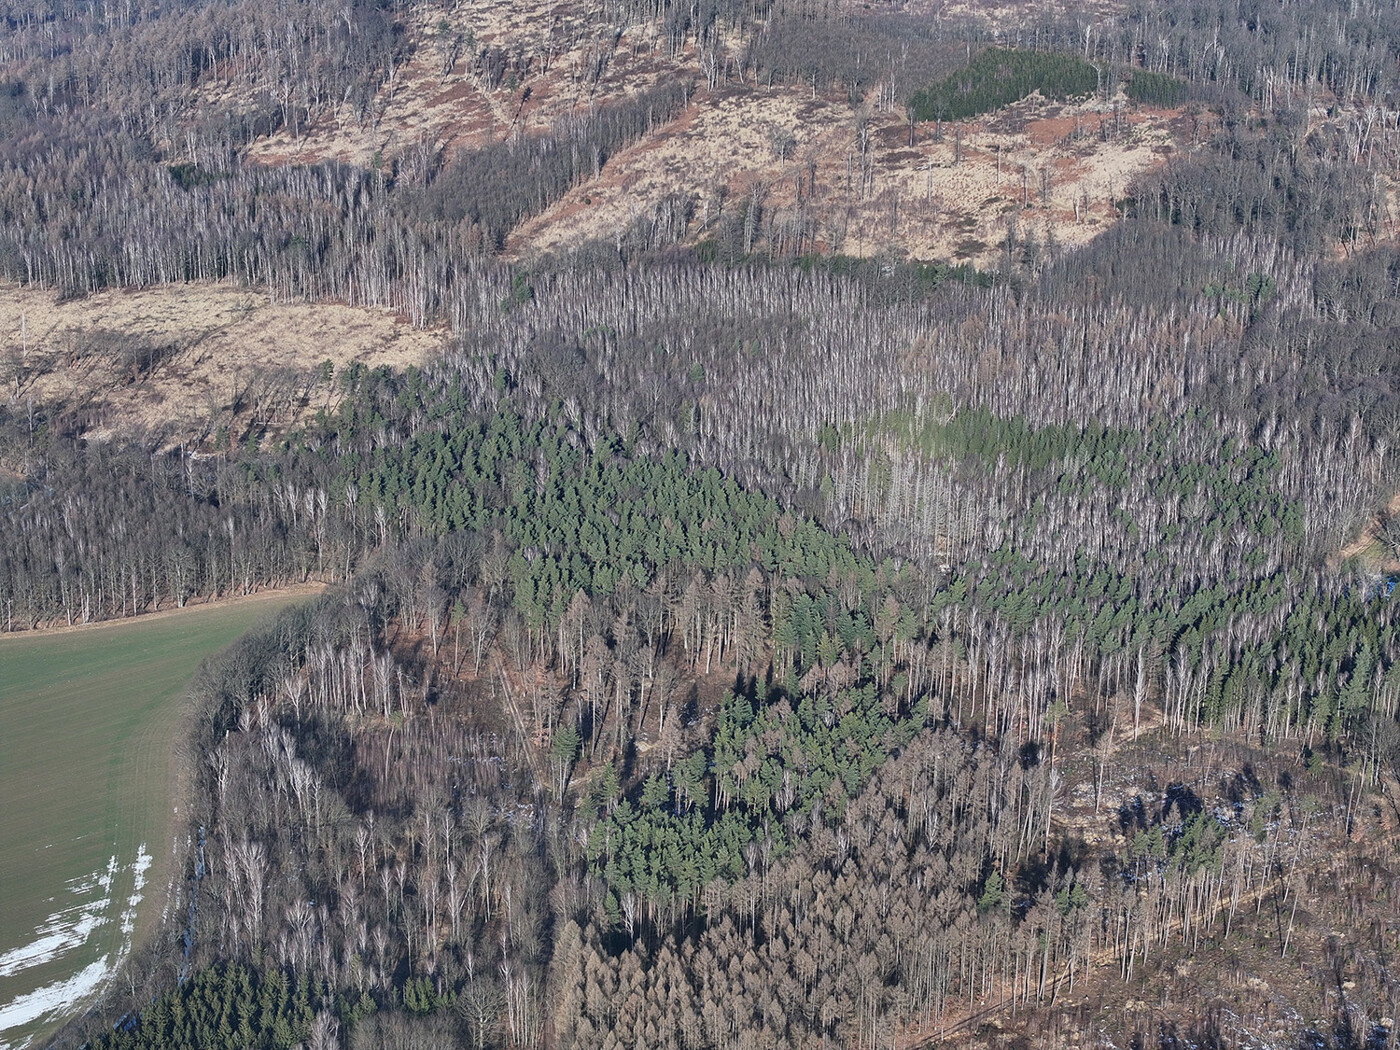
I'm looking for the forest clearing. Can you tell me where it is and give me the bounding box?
[0,590,314,1049]
[0,286,445,448]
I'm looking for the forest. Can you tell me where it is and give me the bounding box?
[4,0,1400,1047]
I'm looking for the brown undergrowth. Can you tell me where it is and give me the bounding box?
[0,283,447,447]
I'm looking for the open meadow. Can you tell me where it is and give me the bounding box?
[0,591,317,1050]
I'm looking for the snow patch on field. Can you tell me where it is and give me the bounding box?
[120,845,152,942]
[0,858,116,979]
[0,845,151,1049]
[0,958,110,1045]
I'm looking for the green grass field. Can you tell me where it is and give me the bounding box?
[0,592,314,1050]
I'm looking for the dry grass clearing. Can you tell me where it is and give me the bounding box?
[907,0,1124,22]
[217,0,1181,269]
[510,86,1184,267]
[1335,489,1400,573]
[241,1,696,169]
[192,0,1184,267]
[0,284,447,446]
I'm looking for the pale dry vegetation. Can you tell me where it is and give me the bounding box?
[0,285,446,446]
[237,1,701,168]
[510,85,1182,266]
[913,0,1125,23]
[192,0,1184,268]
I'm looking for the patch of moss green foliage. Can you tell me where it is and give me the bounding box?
[90,963,381,1050]
[586,682,927,908]
[281,382,918,675]
[819,404,1391,742]
[1125,69,1189,107]
[909,48,1100,122]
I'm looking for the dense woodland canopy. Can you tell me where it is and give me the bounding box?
[5,0,1400,1048]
